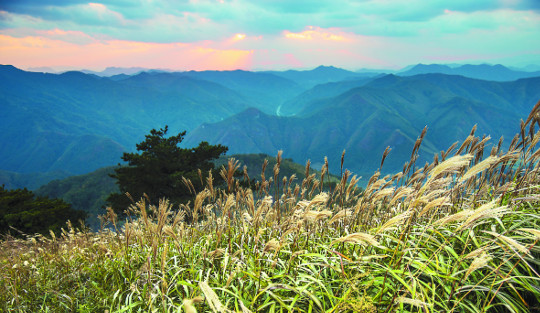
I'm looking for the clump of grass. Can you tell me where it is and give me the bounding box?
[1,101,540,312]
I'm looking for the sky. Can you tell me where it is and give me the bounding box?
[0,0,539,72]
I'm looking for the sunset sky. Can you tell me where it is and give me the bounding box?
[1,0,539,72]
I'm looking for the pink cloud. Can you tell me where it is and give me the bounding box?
[34,28,96,44]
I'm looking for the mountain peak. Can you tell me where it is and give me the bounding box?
[315,65,337,69]
[59,71,97,79]
[313,65,346,73]
[459,63,510,70]
[367,73,403,86]
[403,64,453,75]
[0,64,22,73]
[412,63,452,70]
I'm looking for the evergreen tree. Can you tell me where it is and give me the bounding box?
[107,126,228,215]
[0,186,86,236]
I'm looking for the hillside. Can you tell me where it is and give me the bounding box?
[35,166,119,230]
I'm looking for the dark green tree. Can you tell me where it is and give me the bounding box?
[0,186,87,237]
[106,126,228,215]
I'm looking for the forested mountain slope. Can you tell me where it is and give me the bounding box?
[184,74,540,175]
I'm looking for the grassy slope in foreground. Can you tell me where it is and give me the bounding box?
[1,102,539,312]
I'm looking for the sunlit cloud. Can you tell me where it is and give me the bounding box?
[284,26,350,41]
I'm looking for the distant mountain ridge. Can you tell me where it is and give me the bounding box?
[263,65,379,89]
[277,76,377,116]
[399,63,540,81]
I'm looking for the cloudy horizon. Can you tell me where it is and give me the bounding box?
[1,0,539,72]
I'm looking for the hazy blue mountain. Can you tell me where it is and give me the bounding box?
[106,74,133,81]
[515,64,540,72]
[355,68,395,74]
[101,69,304,114]
[184,74,540,176]
[360,74,540,118]
[119,72,247,110]
[263,65,378,89]
[399,64,454,75]
[400,63,540,81]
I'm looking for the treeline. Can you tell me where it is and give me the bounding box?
[0,186,86,236]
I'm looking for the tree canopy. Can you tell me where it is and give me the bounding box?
[107,126,228,214]
[0,186,86,237]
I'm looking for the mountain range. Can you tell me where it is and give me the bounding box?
[1,63,540,189]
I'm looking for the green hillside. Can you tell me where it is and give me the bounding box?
[35,166,119,230]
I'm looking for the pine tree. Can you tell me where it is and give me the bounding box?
[106,126,227,215]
